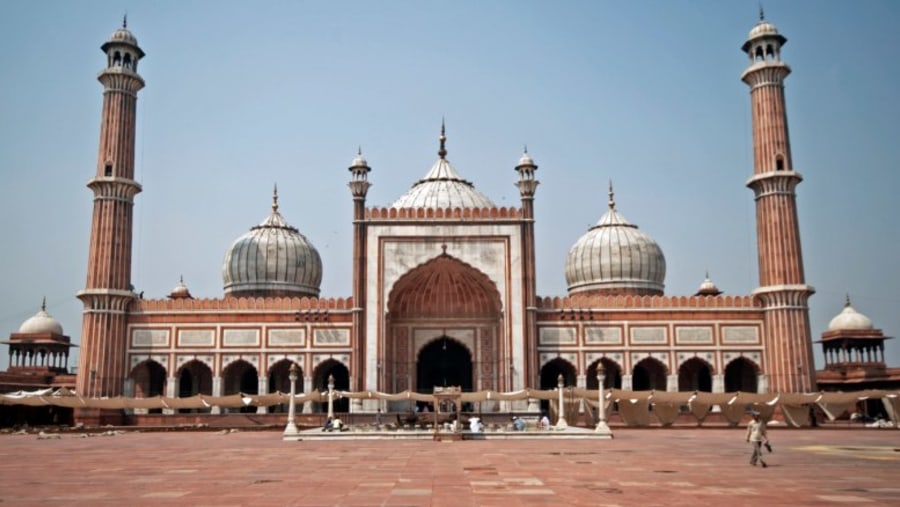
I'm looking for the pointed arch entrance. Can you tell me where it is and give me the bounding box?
[417,337,473,393]
[385,254,504,395]
[314,359,350,413]
[725,357,759,393]
[678,358,713,392]
[223,360,258,413]
[632,357,667,391]
[177,360,212,414]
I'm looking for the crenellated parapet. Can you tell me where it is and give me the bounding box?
[134,296,354,312]
[536,294,760,311]
[366,206,522,221]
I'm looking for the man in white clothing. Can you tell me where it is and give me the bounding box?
[745,411,769,468]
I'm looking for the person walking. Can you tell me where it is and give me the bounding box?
[745,411,769,468]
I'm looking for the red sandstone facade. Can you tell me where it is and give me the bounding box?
[69,16,826,421]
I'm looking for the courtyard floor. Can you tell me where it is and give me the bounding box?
[0,427,898,506]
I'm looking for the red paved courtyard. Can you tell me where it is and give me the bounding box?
[1,428,898,506]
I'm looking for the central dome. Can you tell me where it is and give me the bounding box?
[391,125,495,209]
[565,185,666,296]
[222,188,322,298]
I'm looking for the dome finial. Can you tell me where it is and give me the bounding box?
[123,13,128,28]
[608,180,616,210]
[180,274,184,284]
[523,144,528,154]
[438,118,447,159]
[272,184,279,213]
[357,146,362,156]
[758,3,764,21]
[845,293,852,307]
[41,296,46,312]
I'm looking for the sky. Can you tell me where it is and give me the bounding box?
[0,0,898,373]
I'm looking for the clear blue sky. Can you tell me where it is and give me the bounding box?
[1,0,898,372]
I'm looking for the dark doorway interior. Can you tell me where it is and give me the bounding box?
[417,336,472,394]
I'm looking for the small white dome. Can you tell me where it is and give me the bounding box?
[109,27,138,46]
[695,272,721,296]
[748,20,779,39]
[169,276,192,299]
[350,150,368,169]
[517,150,535,167]
[828,297,874,331]
[18,300,63,335]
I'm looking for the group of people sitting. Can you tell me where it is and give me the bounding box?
[322,416,346,432]
[323,412,554,432]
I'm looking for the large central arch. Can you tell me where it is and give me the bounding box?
[385,253,504,395]
[417,336,473,393]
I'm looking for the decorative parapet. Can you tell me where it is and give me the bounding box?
[134,296,353,312]
[365,206,522,221]
[536,294,760,310]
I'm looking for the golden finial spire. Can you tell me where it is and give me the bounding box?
[608,180,616,210]
[272,184,279,213]
[438,118,447,159]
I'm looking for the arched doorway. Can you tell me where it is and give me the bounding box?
[417,337,472,393]
[131,360,166,398]
[386,254,504,394]
[724,357,758,392]
[177,360,213,413]
[539,358,576,415]
[313,359,350,413]
[586,358,622,390]
[131,360,166,414]
[678,358,713,392]
[223,360,258,413]
[632,357,667,391]
[268,360,301,413]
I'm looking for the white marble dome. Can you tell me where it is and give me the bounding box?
[827,297,874,331]
[19,300,63,335]
[222,190,322,298]
[391,127,494,209]
[565,188,666,296]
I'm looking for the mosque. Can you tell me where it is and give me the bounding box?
[4,14,898,424]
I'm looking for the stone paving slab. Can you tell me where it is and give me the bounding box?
[0,428,897,506]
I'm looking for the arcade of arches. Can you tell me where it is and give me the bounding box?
[127,353,761,415]
[539,356,760,394]
[128,357,353,414]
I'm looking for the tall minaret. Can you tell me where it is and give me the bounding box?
[515,148,539,387]
[741,11,816,392]
[75,18,145,399]
[348,147,371,395]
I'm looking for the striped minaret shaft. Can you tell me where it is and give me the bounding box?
[515,150,539,390]
[741,15,816,393]
[76,21,145,397]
